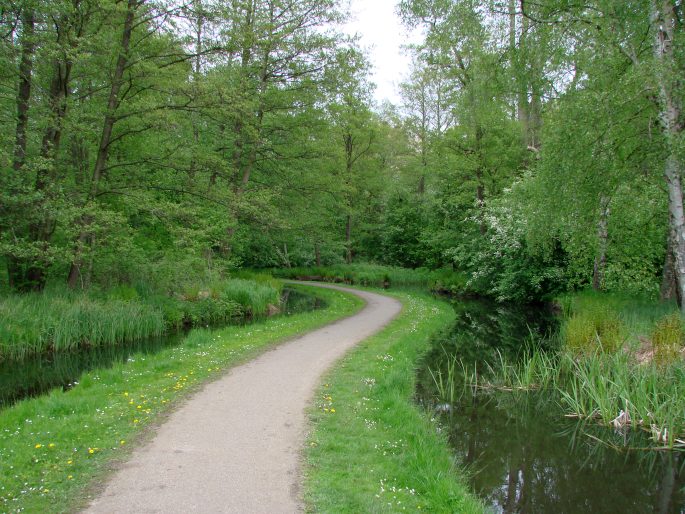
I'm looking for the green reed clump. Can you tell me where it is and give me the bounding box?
[651,313,683,367]
[562,304,624,354]
[0,277,282,361]
[0,293,165,360]
[557,351,685,446]
[216,278,281,317]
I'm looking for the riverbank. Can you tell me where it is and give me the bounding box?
[432,290,685,448]
[0,285,363,513]
[0,275,282,360]
[304,289,483,513]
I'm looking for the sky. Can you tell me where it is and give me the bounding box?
[342,0,424,106]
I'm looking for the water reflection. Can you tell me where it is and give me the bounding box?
[417,298,685,513]
[0,287,324,409]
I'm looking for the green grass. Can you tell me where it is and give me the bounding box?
[0,277,283,360]
[304,290,483,513]
[557,290,680,350]
[0,293,166,359]
[0,285,363,513]
[272,263,467,294]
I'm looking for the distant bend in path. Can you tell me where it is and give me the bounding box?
[84,283,402,514]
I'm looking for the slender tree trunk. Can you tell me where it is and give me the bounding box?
[12,9,35,172]
[345,214,352,264]
[282,243,291,268]
[508,0,517,120]
[189,0,203,178]
[517,10,529,143]
[592,196,610,291]
[68,0,139,288]
[653,0,685,311]
[27,30,78,291]
[315,241,321,267]
[661,220,679,301]
[7,9,35,289]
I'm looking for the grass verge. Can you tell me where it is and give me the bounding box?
[0,284,363,513]
[304,289,483,513]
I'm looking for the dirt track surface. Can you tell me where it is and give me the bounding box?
[84,283,402,514]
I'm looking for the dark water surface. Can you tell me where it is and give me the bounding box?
[0,288,324,409]
[416,298,685,514]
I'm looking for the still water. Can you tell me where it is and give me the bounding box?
[416,298,685,513]
[0,288,324,409]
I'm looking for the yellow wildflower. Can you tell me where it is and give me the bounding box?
[35,443,42,449]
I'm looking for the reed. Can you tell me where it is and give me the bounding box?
[429,347,685,448]
[651,313,683,367]
[0,294,165,360]
[0,277,282,361]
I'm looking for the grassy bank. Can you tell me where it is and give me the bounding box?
[272,263,467,294]
[0,285,363,513]
[434,290,685,448]
[304,290,482,513]
[0,275,282,360]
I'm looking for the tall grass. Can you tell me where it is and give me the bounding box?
[431,348,685,448]
[0,277,282,361]
[0,294,165,360]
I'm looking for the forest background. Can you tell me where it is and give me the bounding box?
[1,0,683,307]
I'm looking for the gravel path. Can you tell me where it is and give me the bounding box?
[84,283,402,514]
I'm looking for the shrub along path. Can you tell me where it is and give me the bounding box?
[84,284,401,513]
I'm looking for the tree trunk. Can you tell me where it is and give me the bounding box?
[345,214,352,264]
[189,0,203,178]
[12,9,35,172]
[27,23,78,291]
[68,0,138,288]
[661,226,679,302]
[653,0,685,311]
[592,196,610,291]
[315,241,321,267]
[282,243,291,268]
[508,0,517,120]
[664,158,685,309]
[7,10,35,290]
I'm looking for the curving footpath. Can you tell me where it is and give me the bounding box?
[84,283,402,514]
